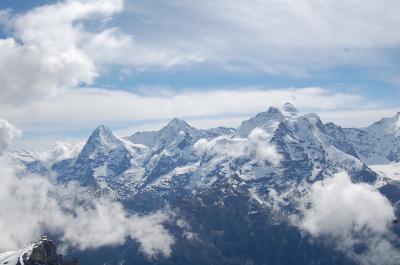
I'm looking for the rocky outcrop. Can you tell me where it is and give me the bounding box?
[0,237,78,265]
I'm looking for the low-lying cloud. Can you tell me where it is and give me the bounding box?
[194,127,282,166]
[248,128,282,166]
[296,172,399,265]
[0,118,174,257]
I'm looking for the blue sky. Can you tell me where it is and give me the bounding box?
[0,0,399,150]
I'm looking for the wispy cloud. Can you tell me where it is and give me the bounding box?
[124,0,400,75]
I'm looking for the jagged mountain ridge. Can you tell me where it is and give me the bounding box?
[12,103,384,200]
[48,103,376,199]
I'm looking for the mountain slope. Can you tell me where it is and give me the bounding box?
[345,112,400,164]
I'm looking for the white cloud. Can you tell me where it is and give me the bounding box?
[300,172,394,235]
[194,128,282,166]
[1,86,393,150]
[1,87,365,127]
[83,27,203,70]
[125,0,400,75]
[0,118,21,154]
[0,0,398,149]
[0,0,111,105]
[297,171,399,264]
[0,0,200,105]
[248,128,282,166]
[1,0,397,108]
[0,118,174,257]
[38,142,85,164]
[193,138,213,156]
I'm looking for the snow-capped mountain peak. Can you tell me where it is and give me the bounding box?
[89,125,121,148]
[153,118,203,151]
[165,118,191,130]
[281,102,298,118]
[235,106,285,137]
[19,104,390,200]
[77,125,124,161]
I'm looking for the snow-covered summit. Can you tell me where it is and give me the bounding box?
[165,118,191,130]
[235,106,285,137]
[87,125,121,148]
[281,102,298,118]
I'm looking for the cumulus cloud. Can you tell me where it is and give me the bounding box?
[0,0,113,104]
[297,172,399,265]
[0,0,199,105]
[248,128,282,166]
[0,119,174,257]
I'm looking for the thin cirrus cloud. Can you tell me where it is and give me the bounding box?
[124,0,400,75]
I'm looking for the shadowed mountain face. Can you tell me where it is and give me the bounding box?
[0,238,78,265]
[9,103,400,265]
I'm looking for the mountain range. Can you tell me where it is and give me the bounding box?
[5,103,400,265]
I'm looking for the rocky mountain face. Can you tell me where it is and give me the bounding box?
[345,112,400,164]
[0,238,78,265]
[7,103,400,265]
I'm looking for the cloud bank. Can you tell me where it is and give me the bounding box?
[297,172,399,265]
[1,87,369,129]
[0,118,173,257]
